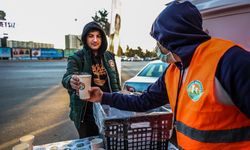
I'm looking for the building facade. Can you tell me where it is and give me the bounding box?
[65,34,82,49]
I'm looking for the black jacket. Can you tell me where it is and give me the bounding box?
[62,22,121,128]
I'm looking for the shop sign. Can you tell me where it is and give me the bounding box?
[0,10,15,28]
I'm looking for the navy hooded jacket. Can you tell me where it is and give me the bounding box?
[101,1,250,119]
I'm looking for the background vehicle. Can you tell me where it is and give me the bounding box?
[123,60,168,93]
[127,55,143,61]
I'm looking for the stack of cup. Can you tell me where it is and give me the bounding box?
[90,138,104,150]
[19,135,35,150]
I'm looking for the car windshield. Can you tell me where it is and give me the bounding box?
[138,63,168,77]
[124,82,152,93]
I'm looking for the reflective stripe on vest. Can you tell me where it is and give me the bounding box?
[176,121,250,143]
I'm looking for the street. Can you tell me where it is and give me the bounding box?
[0,60,148,150]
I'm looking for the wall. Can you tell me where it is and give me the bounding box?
[201,3,250,51]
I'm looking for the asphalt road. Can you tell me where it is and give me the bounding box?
[0,60,148,150]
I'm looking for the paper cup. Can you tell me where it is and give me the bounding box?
[12,143,29,150]
[78,73,92,99]
[19,135,34,150]
[90,138,104,150]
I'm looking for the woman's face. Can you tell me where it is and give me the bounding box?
[86,30,102,51]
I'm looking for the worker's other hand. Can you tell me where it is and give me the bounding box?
[86,87,103,103]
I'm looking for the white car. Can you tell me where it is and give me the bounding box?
[123,60,169,93]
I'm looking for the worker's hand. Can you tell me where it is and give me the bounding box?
[86,87,103,103]
[70,75,80,95]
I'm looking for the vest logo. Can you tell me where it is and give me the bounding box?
[187,80,204,102]
[80,82,85,90]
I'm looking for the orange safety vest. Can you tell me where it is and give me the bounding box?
[165,38,250,149]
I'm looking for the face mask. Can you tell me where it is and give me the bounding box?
[155,45,177,63]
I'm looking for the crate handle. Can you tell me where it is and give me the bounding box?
[130,122,150,129]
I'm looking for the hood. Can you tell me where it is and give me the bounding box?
[150,1,211,68]
[81,21,108,54]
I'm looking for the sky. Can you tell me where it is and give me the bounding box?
[1,0,172,50]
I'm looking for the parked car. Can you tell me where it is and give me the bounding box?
[132,56,143,61]
[144,57,152,61]
[123,60,169,93]
[127,56,143,61]
[121,56,128,61]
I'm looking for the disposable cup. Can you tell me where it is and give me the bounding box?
[12,143,29,150]
[19,135,34,150]
[90,138,104,150]
[78,73,92,99]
